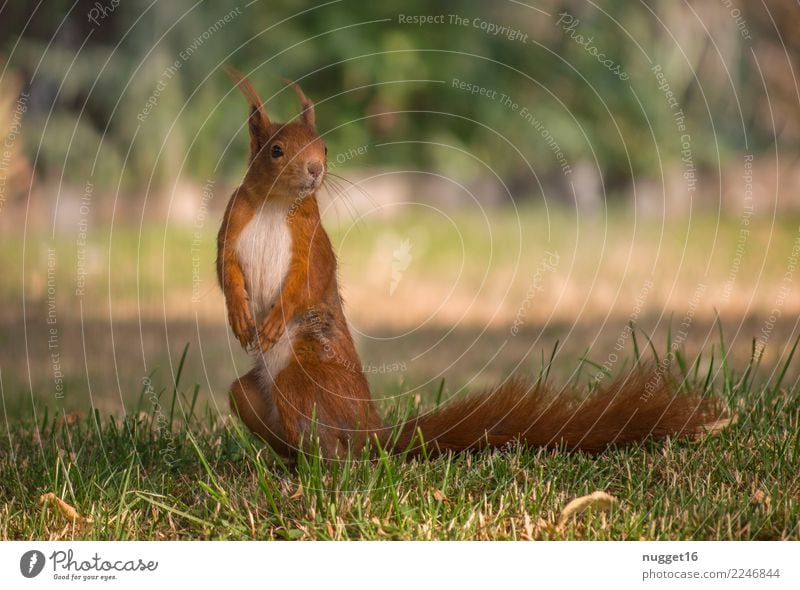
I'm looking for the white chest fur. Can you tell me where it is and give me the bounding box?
[235,200,292,322]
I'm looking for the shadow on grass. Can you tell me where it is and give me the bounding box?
[3,303,797,422]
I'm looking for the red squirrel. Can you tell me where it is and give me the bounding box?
[217,67,720,459]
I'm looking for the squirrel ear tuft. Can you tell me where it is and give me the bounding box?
[280,76,316,130]
[225,66,271,162]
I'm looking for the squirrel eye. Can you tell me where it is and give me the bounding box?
[271,144,283,158]
[324,146,328,155]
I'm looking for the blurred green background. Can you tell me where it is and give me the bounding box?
[4,0,799,196]
[1,1,799,416]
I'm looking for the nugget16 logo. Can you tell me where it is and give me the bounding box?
[20,550,46,578]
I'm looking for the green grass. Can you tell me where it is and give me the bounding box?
[2,337,799,541]
[3,206,800,539]
[6,206,799,305]
[5,207,799,412]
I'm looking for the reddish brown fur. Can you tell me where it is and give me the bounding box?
[262,195,382,455]
[218,67,723,460]
[219,68,380,457]
[393,368,720,454]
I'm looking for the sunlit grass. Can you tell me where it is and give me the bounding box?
[5,206,799,314]
[2,336,799,540]
[3,206,799,539]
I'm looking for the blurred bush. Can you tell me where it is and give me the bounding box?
[1,0,798,206]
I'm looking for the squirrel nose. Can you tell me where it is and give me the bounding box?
[307,160,323,178]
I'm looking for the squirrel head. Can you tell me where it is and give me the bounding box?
[225,66,327,200]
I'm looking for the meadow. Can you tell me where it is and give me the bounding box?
[1,205,799,539]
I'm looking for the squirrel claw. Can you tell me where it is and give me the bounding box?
[228,296,255,349]
[258,312,284,352]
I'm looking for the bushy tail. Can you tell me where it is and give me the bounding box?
[390,367,723,454]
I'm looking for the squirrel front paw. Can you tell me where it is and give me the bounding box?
[227,293,255,349]
[258,308,286,352]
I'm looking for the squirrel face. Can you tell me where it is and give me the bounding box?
[260,122,327,197]
[225,66,326,199]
